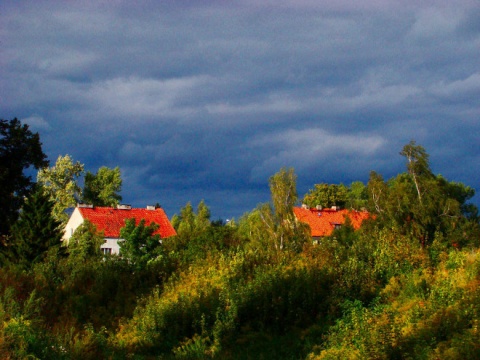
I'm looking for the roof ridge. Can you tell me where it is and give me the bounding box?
[77,205,176,238]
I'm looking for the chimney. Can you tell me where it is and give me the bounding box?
[117,204,132,210]
[77,203,93,208]
[146,205,155,210]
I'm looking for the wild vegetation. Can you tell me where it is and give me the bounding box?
[1,118,479,359]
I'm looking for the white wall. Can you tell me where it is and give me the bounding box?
[100,238,122,255]
[62,208,84,244]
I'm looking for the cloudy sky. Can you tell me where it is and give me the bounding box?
[2,1,479,220]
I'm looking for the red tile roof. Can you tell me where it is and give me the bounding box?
[293,207,370,237]
[78,206,177,238]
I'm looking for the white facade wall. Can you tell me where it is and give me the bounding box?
[62,208,85,244]
[100,238,122,255]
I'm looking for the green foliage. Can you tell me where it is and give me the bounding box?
[367,142,479,248]
[303,183,349,209]
[242,168,309,253]
[174,332,212,359]
[37,159,125,223]
[119,218,162,270]
[270,167,298,220]
[172,202,195,236]
[400,140,433,203]
[367,170,388,214]
[163,224,241,268]
[82,166,122,207]
[238,205,276,253]
[113,248,333,357]
[195,200,211,231]
[0,118,48,238]
[9,184,63,269]
[172,200,212,240]
[0,287,53,359]
[308,248,480,360]
[330,216,357,246]
[346,181,368,210]
[37,154,84,224]
[29,247,149,333]
[67,220,104,264]
[62,324,110,360]
[303,182,368,210]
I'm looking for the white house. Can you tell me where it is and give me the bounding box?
[63,204,177,255]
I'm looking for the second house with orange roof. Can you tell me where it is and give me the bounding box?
[294,205,370,241]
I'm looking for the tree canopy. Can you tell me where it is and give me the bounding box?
[9,184,63,268]
[0,118,48,237]
[302,183,348,209]
[367,141,478,247]
[172,200,212,239]
[67,220,104,264]
[302,182,368,210]
[37,155,84,224]
[119,218,162,270]
[82,166,122,207]
[241,167,309,252]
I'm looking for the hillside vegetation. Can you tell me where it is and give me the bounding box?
[1,128,479,359]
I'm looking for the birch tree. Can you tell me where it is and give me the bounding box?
[37,155,84,224]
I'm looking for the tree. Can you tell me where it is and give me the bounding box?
[172,202,196,237]
[0,118,48,238]
[195,200,211,231]
[67,220,104,264]
[82,166,122,207]
[9,184,63,268]
[238,207,273,252]
[331,215,357,246]
[37,155,84,224]
[252,167,309,252]
[347,181,368,210]
[399,140,433,205]
[119,219,162,269]
[302,183,348,209]
[368,141,478,248]
[172,200,211,239]
[270,167,298,221]
[436,176,476,219]
[367,171,388,214]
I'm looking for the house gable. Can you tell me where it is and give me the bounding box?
[63,207,86,243]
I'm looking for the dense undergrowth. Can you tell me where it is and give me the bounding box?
[1,220,479,359]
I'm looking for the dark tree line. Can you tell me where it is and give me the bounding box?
[0,118,48,239]
[0,118,124,267]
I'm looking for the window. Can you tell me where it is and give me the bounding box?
[102,248,112,255]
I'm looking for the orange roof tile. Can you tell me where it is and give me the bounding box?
[293,207,370,237]
[78,206,177,238]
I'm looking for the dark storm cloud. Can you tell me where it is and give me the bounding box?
[1,1,479,219]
